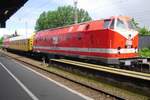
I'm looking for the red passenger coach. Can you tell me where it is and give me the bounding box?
[33,16,140,65]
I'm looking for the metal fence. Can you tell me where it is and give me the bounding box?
[139,35,150,49]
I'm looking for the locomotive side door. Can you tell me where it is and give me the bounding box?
[83,31,93,57]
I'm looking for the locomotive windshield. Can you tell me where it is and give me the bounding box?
[110,19,115,29]
[104,19,114,29]
[127,20,136,29]
[116,18,136,30]
[116,19,126,29]
[104,19,111,28]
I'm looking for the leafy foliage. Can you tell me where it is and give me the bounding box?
[35,6,92,31]
[139,48,150,57]
[0,37,4,48]
[139,27,150,36]
[131,18,150,35]
[131,18,139,29]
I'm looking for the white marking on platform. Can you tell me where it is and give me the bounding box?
[13,60,94,100]
[0,63,39,100]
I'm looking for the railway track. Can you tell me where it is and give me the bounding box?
[0,50,150,100]
[50,58,150,97]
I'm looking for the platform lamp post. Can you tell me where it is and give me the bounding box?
[73,0,78,24]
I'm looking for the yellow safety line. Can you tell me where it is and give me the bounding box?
[50,59,150,81]
[60,59,150,77]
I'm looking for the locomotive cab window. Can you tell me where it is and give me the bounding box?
[104,19,111,29]
[110,19,115,29]
[116,19,126,29]
[128,20,136,30]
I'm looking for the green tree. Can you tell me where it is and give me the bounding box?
[0,37,4,48]
[35,6,92,31]
[131,18,150,35]
[35,12,47,31]
[131,18,139,28]
[139,26,150,36]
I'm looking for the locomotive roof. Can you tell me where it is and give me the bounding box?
[37,16,132,33]
[37,19,102,33]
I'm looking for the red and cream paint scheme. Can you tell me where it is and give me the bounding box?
[33,16,141,65]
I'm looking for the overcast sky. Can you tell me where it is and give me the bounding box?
[4,0,150,36]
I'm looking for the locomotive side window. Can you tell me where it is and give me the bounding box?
[52,36,59,44]
[104,19,111,28]
[117,19,126,29]
[66,33,72,40]
[110,19,115,29]
[77,33,82,40]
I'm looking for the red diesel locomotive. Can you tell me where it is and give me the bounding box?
[33,16,143,65]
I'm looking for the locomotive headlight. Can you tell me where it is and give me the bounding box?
[126,40,132,46]
[135,48,138,53]
[126,34,132,48]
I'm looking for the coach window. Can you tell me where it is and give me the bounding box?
[104,19,111,29]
